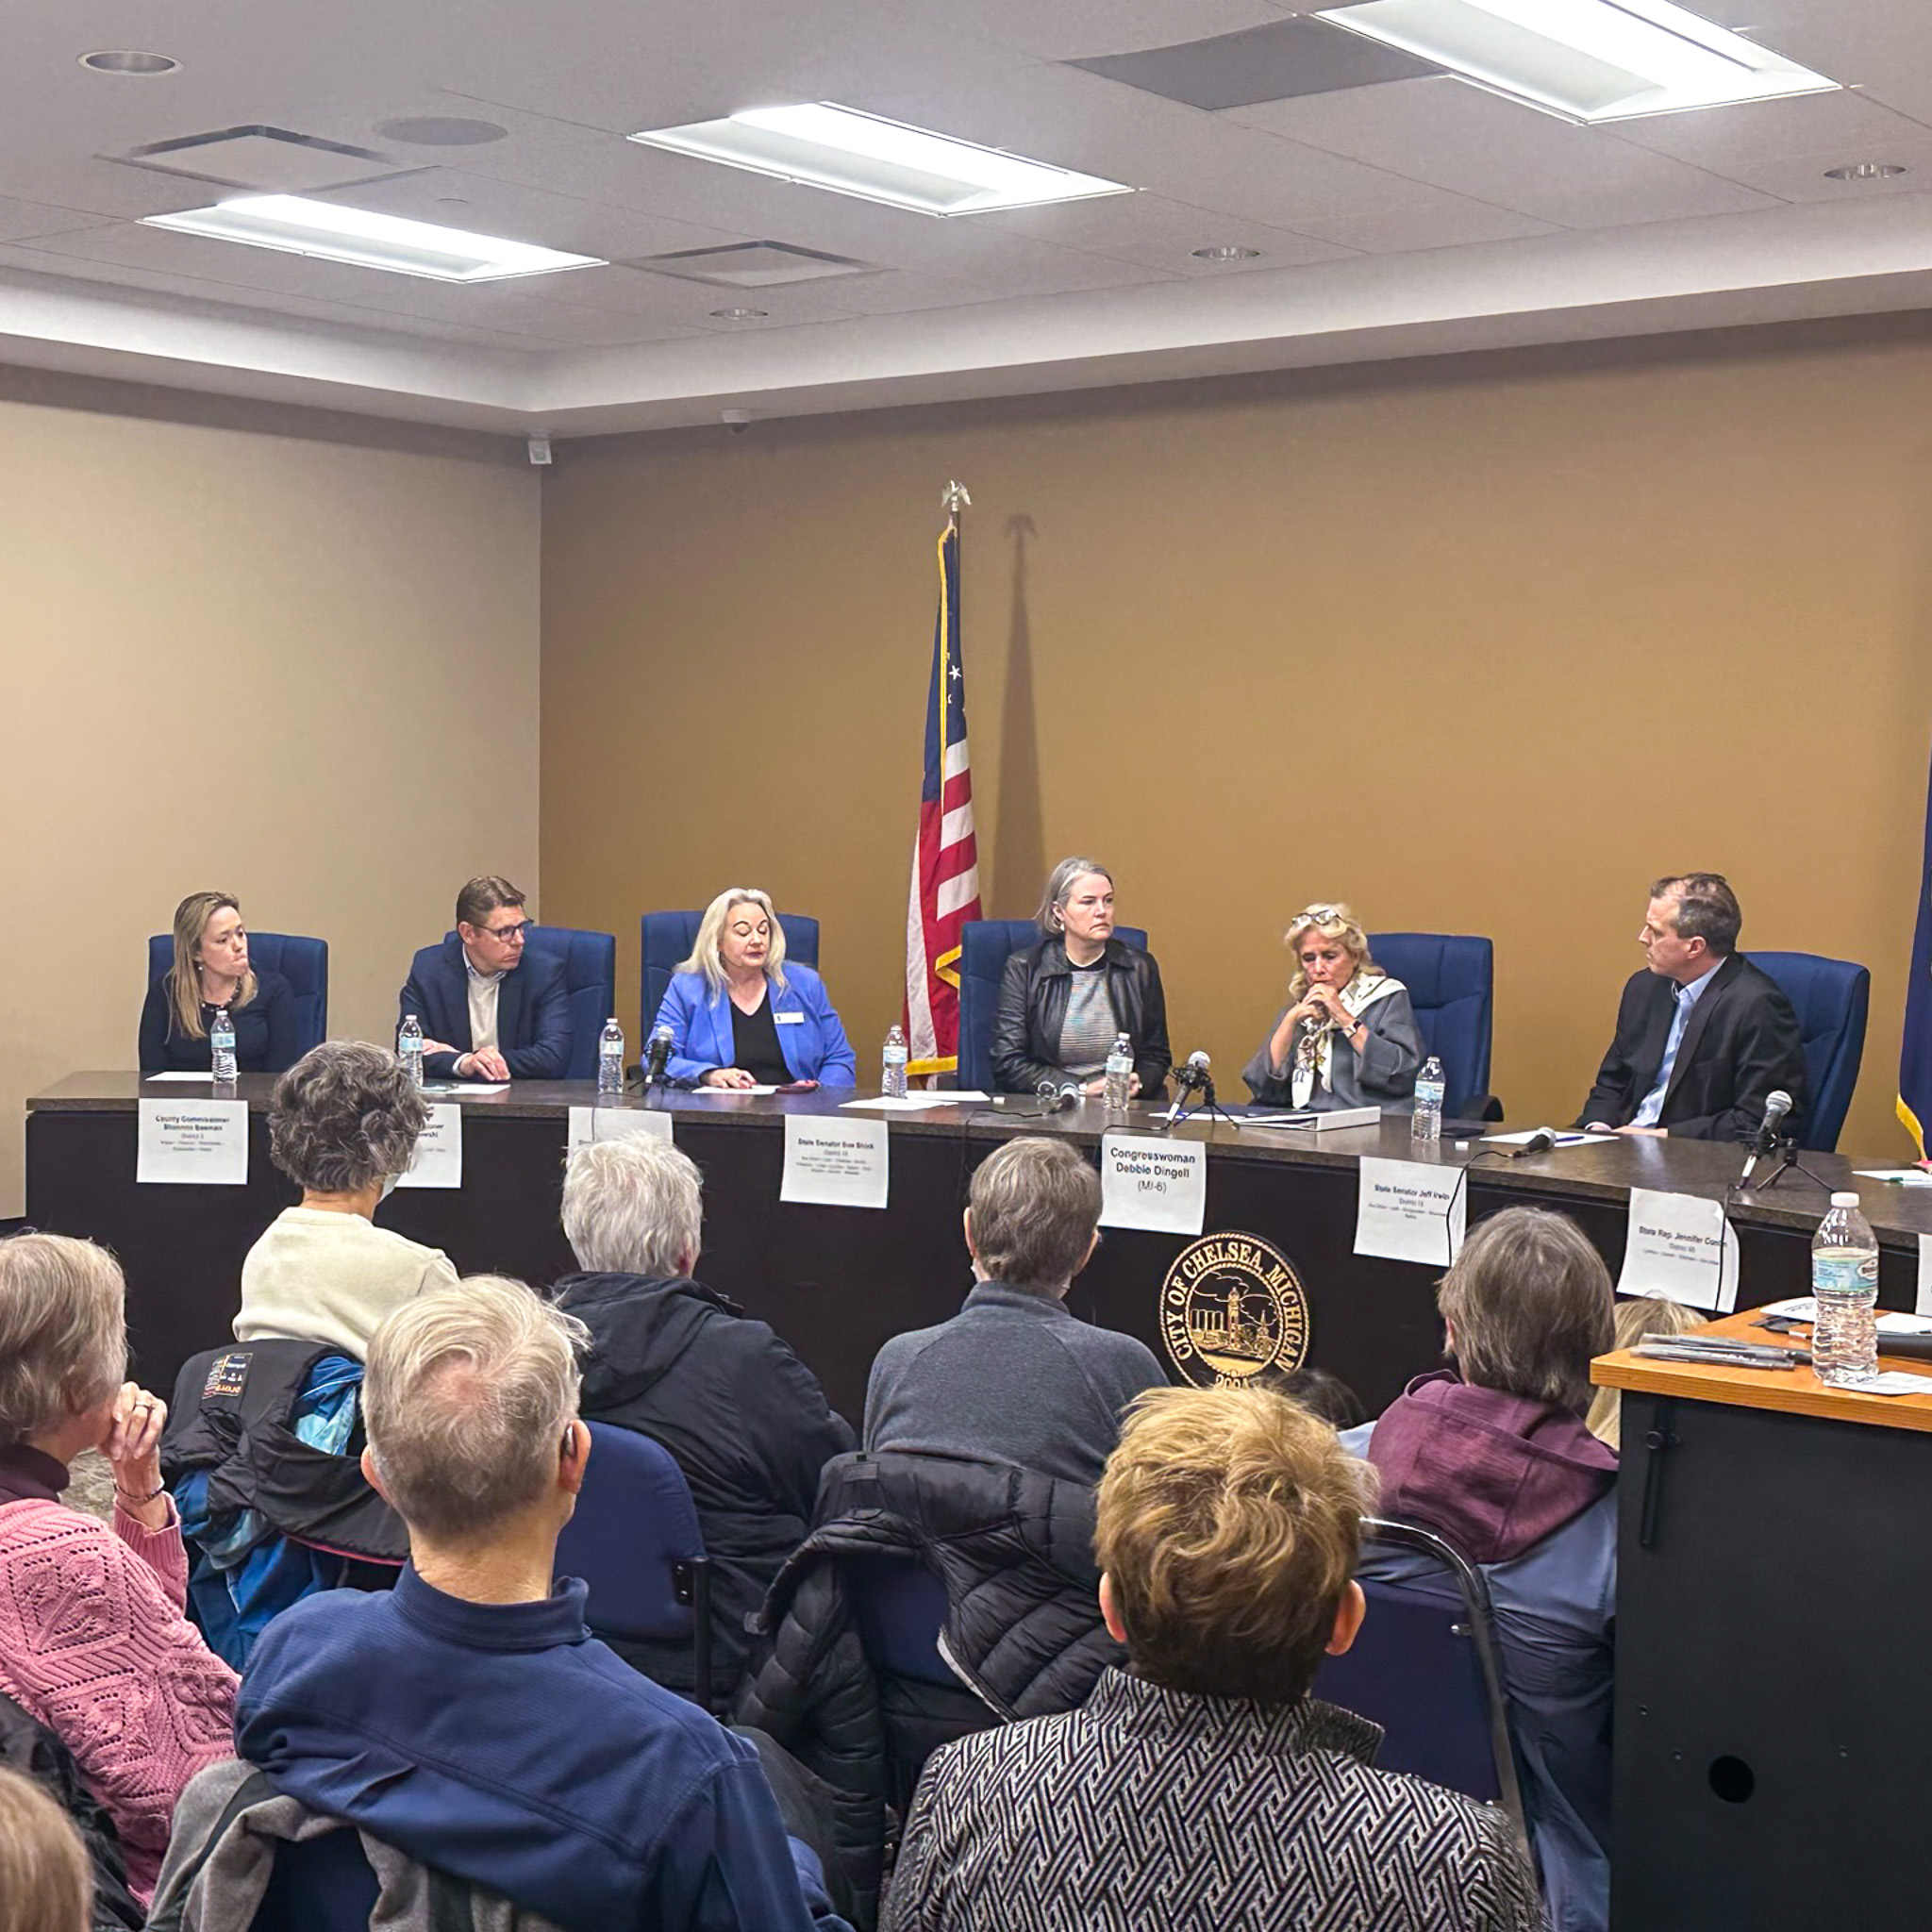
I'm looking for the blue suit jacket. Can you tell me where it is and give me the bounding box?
[653,965,857,1088]
[400,935,571,1081]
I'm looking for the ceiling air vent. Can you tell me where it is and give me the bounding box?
[113,125,410,194]
[629,241,877,288]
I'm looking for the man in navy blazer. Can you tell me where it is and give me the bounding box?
[400,875,571,1081]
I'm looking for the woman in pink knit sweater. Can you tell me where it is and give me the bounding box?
[0,1233,237,1906]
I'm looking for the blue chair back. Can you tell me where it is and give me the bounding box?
[251,1827,379,1931]
[957,919,1150,1094]
[147,932,328,1058]
[1314,1519,1524,1843]
[639,908,820,1046]
[1748,951,1870,1152]
[556,1421,712,1706]
[848,1555,957,1689]
[1367,933,1493,1116]
[523,925,617,1080]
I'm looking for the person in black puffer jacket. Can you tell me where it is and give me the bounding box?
[555,1135,854,1702]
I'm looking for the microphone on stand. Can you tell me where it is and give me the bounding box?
[1739,1090,1793,1186]
[642,1024,675,1091]
[1165,1051,1212,1124]
[1032,1079,1083,1115]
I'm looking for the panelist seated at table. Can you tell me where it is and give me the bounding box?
[138,891,299,1075]
[1242,903,1424,1113]
[1576,871,1804,1142]
[653,887,856,1090]
[992,857,1172,1100]
[398,874,569,1082]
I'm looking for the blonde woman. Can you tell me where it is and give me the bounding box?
[138,891,298,1074]
[1242,903,1424,1112]
[651,888,856,1089]
[1586,1296,1707,1450]
[0,1767,92,1932]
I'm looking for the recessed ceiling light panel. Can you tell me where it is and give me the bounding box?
[141,194,603,281]
[1824,161,1907,182]
[628,102,1131,215]
[1313,0,1838,121]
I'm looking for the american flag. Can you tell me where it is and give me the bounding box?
[905,518,981,1077]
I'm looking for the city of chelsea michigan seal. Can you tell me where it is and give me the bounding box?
[1160,1233,1311,1389]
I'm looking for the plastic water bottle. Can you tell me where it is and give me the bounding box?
[598,1017,625,1095]
[882,1024,908,1098]
[210,1008,237,1084]
[1812,1191,1879,1387]
[1412,1056,1445,1143]
[1105,1033,1133,1113]
[397,1015,425,1089]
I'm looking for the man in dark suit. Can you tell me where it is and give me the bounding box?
[1576,872,1804,1143]
[400,875,570,1081]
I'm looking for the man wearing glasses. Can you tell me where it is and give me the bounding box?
[400,875,571,1082]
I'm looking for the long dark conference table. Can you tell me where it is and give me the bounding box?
[25,1074,1932,1422]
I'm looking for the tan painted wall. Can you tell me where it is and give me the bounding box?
[541,324,1932,1159]
[0,382,541,1214]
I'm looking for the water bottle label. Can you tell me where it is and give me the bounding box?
[1813,1255,1876,1296]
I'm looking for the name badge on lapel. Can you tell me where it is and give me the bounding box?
[774,1011,806,1025]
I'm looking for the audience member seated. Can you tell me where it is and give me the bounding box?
[865,1137,1165,1485]
[0,1764,92,1932]
[138,891,299,1075]
[653,887,858,1089]
[1242,902,1424,1112]
[1587,1296,1706,1450]
[1343,1206,1616,1932]
[235,1041,458,1357]
[991,856,1172,1099]
[400,874,571,1082]
[231,1276,849,1932]
[883,1386,1542,1931]
[0,1234,238,1911]
[1255,1360,1369,1429]
[0,1690,143,1930]
[554,1136,854,1698]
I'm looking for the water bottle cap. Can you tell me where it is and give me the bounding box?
[1829,1191,1860,1208]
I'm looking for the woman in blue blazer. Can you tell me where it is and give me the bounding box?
[653,888,858,1089]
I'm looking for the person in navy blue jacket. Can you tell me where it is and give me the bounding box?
[139,891,300,1074]
[399,875,570,1081]
[234,1277,851,1932]
[654,888,857,1089]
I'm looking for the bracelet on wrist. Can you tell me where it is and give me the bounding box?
[115,1483,166,1506]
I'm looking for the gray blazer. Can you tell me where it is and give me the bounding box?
[1242,986,1426,1111]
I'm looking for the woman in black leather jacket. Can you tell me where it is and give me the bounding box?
[991,858,1172,1100]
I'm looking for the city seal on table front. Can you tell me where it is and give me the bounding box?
[1159,1232,1310,1388]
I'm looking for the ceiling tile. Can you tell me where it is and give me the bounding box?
[0,196,116,245]
[973,192,1353,272]
[1293,195,1557,254]
[1604,87,1929,171]
[891,0,1291,63]
[1678,144,1932,206]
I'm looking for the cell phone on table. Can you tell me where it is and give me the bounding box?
[776,1079,820,1093]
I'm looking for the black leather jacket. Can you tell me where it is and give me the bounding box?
[992,936,1172,1099]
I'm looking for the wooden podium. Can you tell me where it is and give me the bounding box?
[1595,1311,1932,1929]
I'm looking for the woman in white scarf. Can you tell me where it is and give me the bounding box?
[1241,903,1425,1112]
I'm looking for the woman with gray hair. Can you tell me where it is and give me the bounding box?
[991,858,1171,1099]
[0,1234,237,1909]
[551,1136,853,1698]
[233,1040,458,1357]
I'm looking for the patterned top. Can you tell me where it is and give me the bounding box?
[884,1669,1544,1932]
[1054,964,1120,1080]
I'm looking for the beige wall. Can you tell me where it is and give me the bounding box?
[0,380,541,1214]
[541,321,1932,1158]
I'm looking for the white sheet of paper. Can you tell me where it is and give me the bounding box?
[567,1106,674,1148]
[841,1094,956,1111]
[1919,1235,1932,1319]
[1098,1133,1207,1236]
[780,1116,889,1209]
[1759,1297,1932,1337]
[395,1104,462,1189]
[1483,1128,1607,1148]
[1864,1370,1932,1396]
[1856,1169,1932,1185]
[1618,1189,1739,1312]
[421,1082,509,1097]
[142,1071,225,1084]
[137,1099,249,1184]
[1354,1157,1467,1266]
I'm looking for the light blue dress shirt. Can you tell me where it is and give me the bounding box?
[1631,966,1719,1126]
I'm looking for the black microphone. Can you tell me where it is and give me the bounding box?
[642,1024,674,1090]
[1174,1050,1210,1097]
[1508,1129,1557,1159]
[1740,1090,1793,1184]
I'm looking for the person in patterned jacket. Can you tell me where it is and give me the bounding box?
[882,1385,1545,1932]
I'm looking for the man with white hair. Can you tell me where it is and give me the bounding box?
[554,1137,853,1700]
[230,1276,849,1932]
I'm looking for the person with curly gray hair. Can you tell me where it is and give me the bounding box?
[233,1041,458,1357]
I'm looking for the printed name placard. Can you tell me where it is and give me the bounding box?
[1918,1234,1932,1319]
[137,1099,249,1185]
[1618,1189,1739,1312]
[395,1104,463,1190]
[1099,1133,1207,1236]
[567,1106,675,1149]
[1354,1157,1467,1266]
[780,1116,889,1210]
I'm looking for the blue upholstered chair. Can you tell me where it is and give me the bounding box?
[556,1421,714,1708]
[1747,951,1870,1153]
[250,1826,380,1930]
[1367,932,1495,1119]
[956,919,1150,1094]
[521,925,617,1081]
[639,908,820,1048]
[146,932,328,1059]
